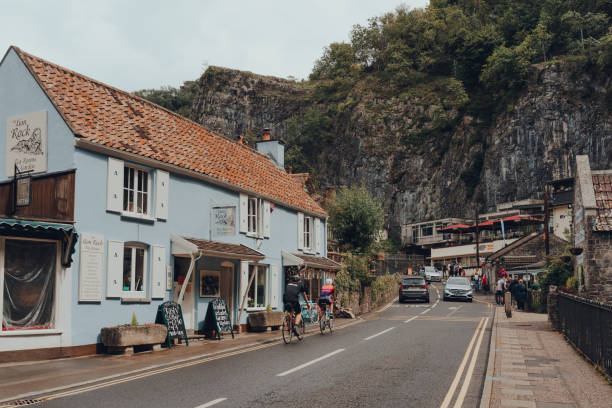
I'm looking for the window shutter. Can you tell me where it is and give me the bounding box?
[106,240,124,298]
[107,158,123,213]
[152,246,166,298]
[297,213,304,250]
[263,201,271,238]
[270,264,279,308]
[239,194,248,233]
[315,218,321,254]
[155,170,169,220]
[240,261,249,310]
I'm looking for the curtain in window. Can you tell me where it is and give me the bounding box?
[3,240,56,329]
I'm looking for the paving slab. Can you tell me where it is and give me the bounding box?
[483,307,612,408]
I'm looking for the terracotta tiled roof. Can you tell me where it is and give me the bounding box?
[11,47,326,217]
[289,173,309,187]
[592,173,612,231]
[183,237,265,260]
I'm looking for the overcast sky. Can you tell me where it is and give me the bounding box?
[1,0,428,92]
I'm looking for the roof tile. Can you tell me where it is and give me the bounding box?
[592,174,612,231]
[13,47,326,217]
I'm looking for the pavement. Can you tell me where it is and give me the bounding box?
[481,305,612,408]
[0,283,495,408]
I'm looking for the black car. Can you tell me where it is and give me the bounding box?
[399,276,430,303]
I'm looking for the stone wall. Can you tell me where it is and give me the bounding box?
[337,282,399,316]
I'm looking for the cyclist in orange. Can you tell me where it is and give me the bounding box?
[318,278,335,316]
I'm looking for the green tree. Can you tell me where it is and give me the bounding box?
[479,45,532,90]
[310,43,359,80]
[329,186,384,252]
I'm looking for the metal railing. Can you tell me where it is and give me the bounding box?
[557,292,612,378]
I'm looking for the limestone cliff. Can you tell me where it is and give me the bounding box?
[191,63,611,235]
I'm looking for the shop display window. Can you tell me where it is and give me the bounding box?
[200,270,220,297]
[247,264,268,308]
[2,239,57,330]
[122,244,146,297]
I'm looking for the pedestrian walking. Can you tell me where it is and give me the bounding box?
[509,275,519,308]
[516,279,527,310]
[482,275,488,292]
[496,277,506,305]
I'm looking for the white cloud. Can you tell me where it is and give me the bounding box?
[1,0,428,91]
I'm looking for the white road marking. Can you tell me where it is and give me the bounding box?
[276,349,345,377]
[195,398,227,408]
[404,316,418,323]
[446,306,463,317]
[453,317,489,408]
[363,327,396,341]
[420,308,430,315]
[439,318,485,408]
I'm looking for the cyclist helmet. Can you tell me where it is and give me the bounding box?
[326,278,333,285]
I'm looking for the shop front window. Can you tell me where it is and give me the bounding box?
[123,244,146,297]
[2,239,57,330]
[247,264,268,308]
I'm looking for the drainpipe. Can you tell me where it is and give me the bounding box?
[178,250,201,305]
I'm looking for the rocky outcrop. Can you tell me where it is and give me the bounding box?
[192,63,611,235]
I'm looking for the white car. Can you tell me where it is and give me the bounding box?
[423,266,441,282]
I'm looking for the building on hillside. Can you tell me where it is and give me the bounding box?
[429,238,519,273]
[549,177,574,240]
[0,46,339,361]
[572,155,612,303]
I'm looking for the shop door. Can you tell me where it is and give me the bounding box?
[173,257,195,331]
[220,263,234,323]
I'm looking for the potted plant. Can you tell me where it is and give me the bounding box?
[101,313,167,354]
[247,304,284,332]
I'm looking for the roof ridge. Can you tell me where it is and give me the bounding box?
[12,46,272,160]
[13,46,294,179]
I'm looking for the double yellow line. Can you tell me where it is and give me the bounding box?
[1,318,365,407]
[440,316,489,408]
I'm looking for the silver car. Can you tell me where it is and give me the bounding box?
[424,266,442,282]
[443,277,473,302]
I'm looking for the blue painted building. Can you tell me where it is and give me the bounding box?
[0,47,340,360]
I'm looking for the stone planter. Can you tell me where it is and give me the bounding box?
[247,311,284,332]
[101,324,167,354]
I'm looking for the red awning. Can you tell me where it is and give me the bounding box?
[502,215,543,223]
[437,224,475,233]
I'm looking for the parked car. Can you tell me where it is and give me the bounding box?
[399,276,430,303]
[443,277,473,302]
[423,266,442,282]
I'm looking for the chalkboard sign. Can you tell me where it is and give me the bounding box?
[204,298,234,340]
[156,301,189,347]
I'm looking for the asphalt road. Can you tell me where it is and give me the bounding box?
[37,284,494,408]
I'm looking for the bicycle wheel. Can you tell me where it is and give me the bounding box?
[298,319,305,339]
[327,311,334,334]
[282,315,293,344]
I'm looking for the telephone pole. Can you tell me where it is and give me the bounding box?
[475,207,480,269]
[544,184,550,255]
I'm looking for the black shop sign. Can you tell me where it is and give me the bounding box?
[204,298,234,340]
[156,301,189,347]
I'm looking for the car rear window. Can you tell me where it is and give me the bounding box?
[403,278,425,285]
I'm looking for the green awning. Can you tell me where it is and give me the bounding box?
[0,218,78,267]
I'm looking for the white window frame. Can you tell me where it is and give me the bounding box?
[303,216,313,252]
[247,196,260,236]
[246,264,268,310]
[122,164,152,219]
[0,236,61,334]
[122,243,148,299]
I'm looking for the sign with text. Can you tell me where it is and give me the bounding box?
[213,206,236,236]
[6,111,48,177]
[156,301,189,347]
[204,298,234,339]
[79,233,104,302]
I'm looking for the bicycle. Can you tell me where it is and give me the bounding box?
[282,310,305,344]
[318,303,334,335]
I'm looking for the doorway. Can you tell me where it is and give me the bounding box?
[220,262,235,323]
[173,257,195,331]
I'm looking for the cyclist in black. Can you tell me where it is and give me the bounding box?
[283,272,311,339]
